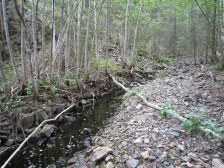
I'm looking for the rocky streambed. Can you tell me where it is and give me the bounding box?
[67,57,224,168]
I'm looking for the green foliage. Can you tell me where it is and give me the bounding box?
[0,97,23,112]
[152,55,169,63]
[38,80,57,93]
[137,45,149,57]
[24,80,33,95]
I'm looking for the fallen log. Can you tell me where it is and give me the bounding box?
[1,104,75,168]
[110,75,223,141]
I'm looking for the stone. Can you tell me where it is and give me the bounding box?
[4,139,14,146]
[105,154,114,162]
[169,128,180,137]
[83,128,91,134]
[43,107,52,118]
[92,147,113,162]
[126,158,139,168]
[177,144,185,151]
[140,151,149,159]
[19,112,34,129]
[34,109,49,123]
[134,138,143,144]
[106,161,114,168]
[159,152,168,162]
[68,156,78,165]
[201,141,210,151]
[212,158,224,168]
[40,124,55,138]
[144,138,150,144]
[148,155,156,161]
[64,116,76,123]
[136,104,142,110]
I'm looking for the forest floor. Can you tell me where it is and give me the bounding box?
[66,56,224,168]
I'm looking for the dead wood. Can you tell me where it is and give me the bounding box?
[110,74,223,141]
[1,104,75,168]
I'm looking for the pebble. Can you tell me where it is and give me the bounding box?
[126,158,139,168]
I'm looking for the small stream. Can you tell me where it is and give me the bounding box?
[3,89,123,168]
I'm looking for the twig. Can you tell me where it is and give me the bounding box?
[110,74,223,141]
[1,104,75,168]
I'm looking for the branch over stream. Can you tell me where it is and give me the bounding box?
[1,104,75,168]
[110,75,223,141]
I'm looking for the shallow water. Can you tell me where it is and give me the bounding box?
[3,90,123,168]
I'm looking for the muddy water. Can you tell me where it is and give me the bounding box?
[3,90,123,168]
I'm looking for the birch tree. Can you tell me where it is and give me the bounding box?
[130,0,143,68]
[65,0,72,85]
[32,0,38,79]
[122,0,130,68]
[42,0,46,80]
[2,0,19,80]
[20,0,27,84]
[84,0,91,76]
[57,0,65,85]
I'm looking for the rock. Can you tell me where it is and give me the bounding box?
[0,122,9,127]
[105,154,114,162]
[92,147,113,162]
[64,116,76,123]
[212,158,224,168]
[167,164,174,168]
[134,138,143,144]
[4,139,14,146]
[148,155,156,161]
[159,152,168,162]
[201,141,210,151]
[106,161,114,168]
[43,107,52,118]
[136,104,142,109]
[177,144,185,151]
[194,92,202,102]
[34,109,49,123]
[126,158,139,168]
[144,138,150,144]
[57,158,66,166]
[19,112,34,129]
[40,124,55,138]
[140,151,150,159]
[169,128,180,137]
[68,156,78,165]
[83,128,91,134]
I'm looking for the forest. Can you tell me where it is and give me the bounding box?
[1,0,224,167]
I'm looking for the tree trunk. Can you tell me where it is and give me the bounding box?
[42,0,46,80]
[57,0,64,85]
[122,0,130,68]
[84,0,91,77]
[0,42,7,89]
[65,0,71,86]
[20,0,27,85]
[130,0,143,68]
[32,0,38,80]
[211,0,217,62]
[105,0,109,75]
[2,0,19,81]
[50,0,55,80]
[217,0,224,68]
[76,1,82,79]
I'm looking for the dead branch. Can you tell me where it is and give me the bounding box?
[110,75,223,141]
[1,104,75,168]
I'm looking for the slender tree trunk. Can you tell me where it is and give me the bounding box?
[20,0,27,84]
[2,0,19,81]
[65,0,71,86]
[211,0,217,62]
[105,0,109,75]
[42,0,46,80]
[12,0,38,101]
[32,0,38,80]
[130,0,143,68]
[84,0,91,76]
[76,1,82,79]
[57,0,64,85]
[217,0,224,68]
[0,42,7,89]
[50,0,55,80]
[122,0,129,68]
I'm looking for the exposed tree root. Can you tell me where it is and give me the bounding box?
[110,74,224,141]
[1,104,75,168]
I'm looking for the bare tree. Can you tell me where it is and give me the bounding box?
[20,0,27,84]
[57,0,65,85]
[217,0,224,68]
[105,0,109,75]
[122,0,130,68]
[2,0,19,80]
[84,0,91,76]
[0,42,7,88]
[130,0,143,68]
[42,0,46,80]
[32,0,38,79]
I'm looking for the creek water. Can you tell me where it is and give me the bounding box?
[3,89,123,168]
